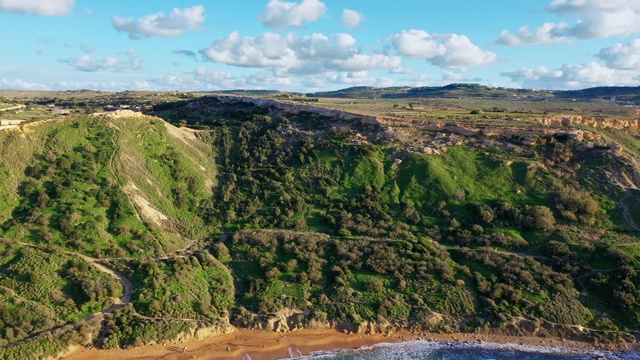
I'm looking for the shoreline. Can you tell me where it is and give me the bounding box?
[63,327,640,360]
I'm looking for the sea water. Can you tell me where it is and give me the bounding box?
[288,340,640,360]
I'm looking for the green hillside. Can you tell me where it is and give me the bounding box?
[0,98,639,358]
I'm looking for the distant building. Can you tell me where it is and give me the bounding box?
[0,119,25,125]
[610,97,617,106]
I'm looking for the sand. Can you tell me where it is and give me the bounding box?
[62,327,639,360]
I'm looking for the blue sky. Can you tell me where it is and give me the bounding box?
[0,0,639,92]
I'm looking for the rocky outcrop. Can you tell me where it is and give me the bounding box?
[209,95,380,125]
[162,319,234,344]
[377,117,605,141]
[610,141,624,156]
[90,109,147,119]
[536,115,640,131]
[235,309,313,332]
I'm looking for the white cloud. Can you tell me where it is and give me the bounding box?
[327,71,393,87]
[38,38,55,45]
[152,69,293,91]
[128,57,143,71]
[259,0,327,31]
[597,39,640,70]
[403,74,431,87]
[153,75,203,90]
[201,31,403,75]
[389,30,497,69]
[0,0,74,16]
[134,80,151,90]
[501,62,640,89]
[330,54,401,72]
[547,0,640,15]
[80,44,95,53]
[244,72,292,87]
[67,55,121,72]
[494,23,570,46]
[64,54,142,72]
[193,67,235,83]
[442,71,464,82]
[113,5,206,39]
[57,81,128,91]
[342,9,364,29]
[496,0,640,45]
[174,49,199,61]
[0,78,49,90]
[202,32,298,68]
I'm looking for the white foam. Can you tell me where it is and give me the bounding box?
[284,339,637,360]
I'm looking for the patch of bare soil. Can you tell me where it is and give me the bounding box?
[164,122,197,143]
[123,183,168,226]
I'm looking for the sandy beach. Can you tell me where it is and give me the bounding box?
[62,327,639,360]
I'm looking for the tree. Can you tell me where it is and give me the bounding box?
[527,206,555,230]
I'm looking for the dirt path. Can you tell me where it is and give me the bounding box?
[618,190,640,231]
[16,242,133,306]
[2,237,220,350]
[441,244,550,261]
[606,163,640,231]
[0,105,26,112]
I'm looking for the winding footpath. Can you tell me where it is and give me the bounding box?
[2,238,216,350]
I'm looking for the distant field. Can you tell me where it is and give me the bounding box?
[309,97,637,120]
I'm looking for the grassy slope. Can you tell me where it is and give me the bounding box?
[0,101,639,355]
[0,242,121,345]
[110,115,218,249]
[0,115,226,357]
[0,115,217,257]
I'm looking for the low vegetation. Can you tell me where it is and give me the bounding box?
[0,88,638,357]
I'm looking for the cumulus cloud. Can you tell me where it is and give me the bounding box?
[0,0,74,16]
[134,80,151,90]
[80,44,95,53]
[68,55,122,72]
[495,0,640,45]
[153,75,203,90]
[389,30,497,69]
[200,31,403,75]
[152,68,295,91]
[494,23,570,46]
[401,74,431,87]
[57,80,128,91]
[597,39,640,70]
[202,32,298,68]
[193,67,234,82]
[63,54,142,72]
[328,71,374,85]
[173,49,199,61]
[300,71,393,90]
[342,9,364,29]
[113,5,206,39]
[0,78,49,90]
[259,0,327,31]
[442,71,464,82]
[501,62,640,89]
[244,72,293,87]
[38,38,55,45]
[128,57,143,70]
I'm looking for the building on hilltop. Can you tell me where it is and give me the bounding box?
[0,119,25,126]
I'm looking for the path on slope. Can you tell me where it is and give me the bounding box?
[2,237,217,350]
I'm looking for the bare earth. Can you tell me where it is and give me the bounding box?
[62,328,638,360]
